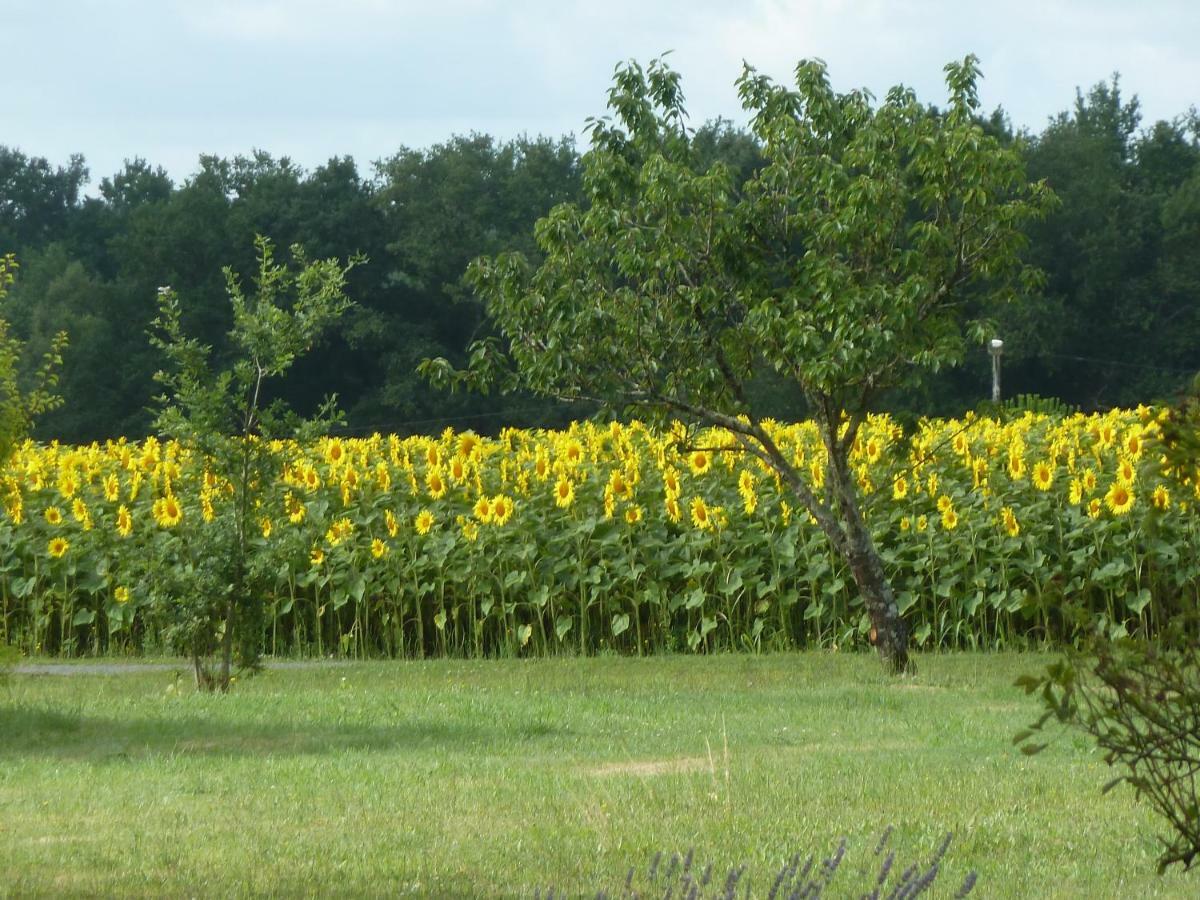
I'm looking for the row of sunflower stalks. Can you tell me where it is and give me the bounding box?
[0,408,1196,657]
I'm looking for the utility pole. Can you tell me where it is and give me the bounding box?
[989,338,1004,403]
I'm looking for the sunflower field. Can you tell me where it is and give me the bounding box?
[1,407,1196,658]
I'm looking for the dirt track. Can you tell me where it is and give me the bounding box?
[12,660,353,676]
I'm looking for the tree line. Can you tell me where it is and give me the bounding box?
[0,76,1197,444]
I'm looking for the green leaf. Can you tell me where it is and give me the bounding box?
[611,613,630,637]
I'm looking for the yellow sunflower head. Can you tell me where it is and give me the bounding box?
[1104,482,1134,516]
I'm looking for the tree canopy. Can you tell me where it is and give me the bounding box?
[0,69,1195,440]
[429,55,1055,671]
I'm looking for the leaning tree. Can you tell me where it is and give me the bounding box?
[424,55,1054,673]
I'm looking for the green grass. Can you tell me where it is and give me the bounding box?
[0,653,1194,898]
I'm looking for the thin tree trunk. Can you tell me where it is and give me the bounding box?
[219,594,234,692]
[822,431,912,675]
[842,515,911,674]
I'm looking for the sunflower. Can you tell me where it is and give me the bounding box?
[285,492,306,524]
[940,507,959,531]
[415,509,435,535]
[864,437,882,464]
[103,473,120,502]
[1007,453,1025,480]
[152,494,183,528]
[47,537,69,558]
[1068,479,1083,506]
[916,515,928,532]
[689,450,711,475]
[1001,506,1020,538]
[491,495,514,526]
[461,520,479,542]
[260,517,272,539]
[310,547,325,567]
[449,457,466,483]
[425,467,447,500]
[971,457,989,490]
[325,517,353,546]
[1082,468,1097,492]
[371,538,389,559]
[374,462,391,492]
[662,468,681,497]
[892,475,908,501]
[1032,461,1054,491]
[1087,498,1102,519]
[72,496,91,525]
[936,495,953,514]
[57,471,79,499]
[690,496,712,530]
[44,506,63,526]
[114,586,130,605]
[324,438,346,467]
[609,469,632,499]
[385,509,399,537]
[624,505,643,525]
[1116,456,1136,487]
[1124,429,1144,460]
[553,476,574,509]
[457,432,480,459]
[116,504,132,537]
[425,444,440,468]
[1152,484,1170,511]
[665,496,682,523]
[470,495,492,524]
[1104,482,1134,516]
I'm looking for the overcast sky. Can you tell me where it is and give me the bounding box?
[7,0,1198,188]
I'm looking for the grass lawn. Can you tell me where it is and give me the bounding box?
[0,653,1194,898]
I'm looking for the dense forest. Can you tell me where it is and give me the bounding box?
[1,76,1197,443]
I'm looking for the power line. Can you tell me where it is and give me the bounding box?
[1033,351,1197,375]
[329,404,593,435]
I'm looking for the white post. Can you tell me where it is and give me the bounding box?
[989,338,1004,403]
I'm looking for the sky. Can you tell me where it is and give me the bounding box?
[6,0,1198,189]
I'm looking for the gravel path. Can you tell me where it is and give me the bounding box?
[12,660,353,676]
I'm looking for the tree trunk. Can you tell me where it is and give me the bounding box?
[822,440,912,675]
[218,594,234,693]
[842,515,911,674]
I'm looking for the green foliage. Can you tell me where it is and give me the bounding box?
[0,253,66,464]
[2,70,1198,434]
[147,237,359,690]
[1016,636,1200,872]
[431,54,1054,673]
[1018,379,1200,873]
